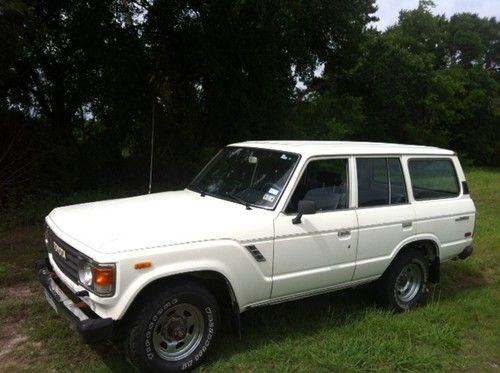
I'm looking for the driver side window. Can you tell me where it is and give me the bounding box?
[286,158,349,213]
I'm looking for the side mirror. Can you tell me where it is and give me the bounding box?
[292,200,316,224]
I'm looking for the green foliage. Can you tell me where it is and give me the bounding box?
[299,4,499,165]
[0,0,498,198]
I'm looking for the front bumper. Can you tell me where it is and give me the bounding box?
[36,258,115,343]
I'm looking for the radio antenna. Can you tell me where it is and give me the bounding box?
[148,102,156,194]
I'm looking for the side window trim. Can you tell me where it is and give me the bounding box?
[401,155,414,203]
[386,159,391,204]
[388,157,409,205]
[407,157,461,201]
[282,156,351,215]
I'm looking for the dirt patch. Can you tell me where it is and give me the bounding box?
[0,283,37,301]
[0,283,43,370]
[0,324,28,359]
[0,309,31,370]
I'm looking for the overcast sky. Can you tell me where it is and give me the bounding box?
[373,0,499,30]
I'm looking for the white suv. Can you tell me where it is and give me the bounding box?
[37,141,475,372]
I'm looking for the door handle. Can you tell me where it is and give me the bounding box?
[338,230,351,238]
[402,221,413,228]
[455,216,470,222]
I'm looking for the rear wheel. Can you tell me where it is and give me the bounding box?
[125,281,220,372]
[375,249,429,311]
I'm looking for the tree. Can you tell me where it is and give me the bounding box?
[300,1,499,165]
[0,0,498,201]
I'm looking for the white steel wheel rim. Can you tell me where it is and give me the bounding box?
[152,303,204,361]
[395,263,422,303]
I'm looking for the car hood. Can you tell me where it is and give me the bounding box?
[46,190,275,255]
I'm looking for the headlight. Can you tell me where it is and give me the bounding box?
[78,260,115,296]
[78,262,93,287]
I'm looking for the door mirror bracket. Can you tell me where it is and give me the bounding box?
[292,200,316,224]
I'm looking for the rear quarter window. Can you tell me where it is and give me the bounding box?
[408,158,460,200]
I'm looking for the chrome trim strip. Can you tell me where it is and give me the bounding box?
[113,211,475,253]
[272,227,357,241]
[112,237,235,254]
[246,275,379,309]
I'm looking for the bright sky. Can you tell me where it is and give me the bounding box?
[374,0,500,30]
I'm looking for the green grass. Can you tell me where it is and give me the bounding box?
[0,168,498,371]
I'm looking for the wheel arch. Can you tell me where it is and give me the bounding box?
[390,235,441,283]
[120,270,241,335]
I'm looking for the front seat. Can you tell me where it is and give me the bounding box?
[303,171,341,211]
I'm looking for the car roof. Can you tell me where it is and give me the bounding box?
[228,140,455,157]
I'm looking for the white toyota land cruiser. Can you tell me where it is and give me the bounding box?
[37,141,475,372]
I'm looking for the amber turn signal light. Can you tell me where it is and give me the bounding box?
[134,261,152,270]
[93,267,114,286]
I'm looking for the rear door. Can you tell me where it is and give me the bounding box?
[353,157,416,280]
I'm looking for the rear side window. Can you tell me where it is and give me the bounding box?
[357,158,408,207]
[408,159,459,200]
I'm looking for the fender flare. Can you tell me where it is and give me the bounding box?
[389,233,442,282]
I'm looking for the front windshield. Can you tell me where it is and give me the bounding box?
[189,147,300,209]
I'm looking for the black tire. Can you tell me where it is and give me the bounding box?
[375,249,429,311]
[125,281,220,372]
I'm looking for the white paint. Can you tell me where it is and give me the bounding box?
[44,141,475,321]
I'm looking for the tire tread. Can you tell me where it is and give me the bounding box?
[375,248,429,311]
[123,280,220,372]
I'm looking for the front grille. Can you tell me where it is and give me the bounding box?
[46,228,84,284]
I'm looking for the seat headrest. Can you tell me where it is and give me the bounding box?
[316,171,342,186]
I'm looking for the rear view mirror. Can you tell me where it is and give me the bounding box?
[292,200,316,224]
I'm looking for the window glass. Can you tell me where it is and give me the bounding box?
[408,159,459,200]
[357,157,408,207]
[357,158,389,207]
[388,158,408,204]
[190,147,299,209]
[286,159,348,213]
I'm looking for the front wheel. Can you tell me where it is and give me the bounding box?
[125,281,220,372]
[375,249,429,311]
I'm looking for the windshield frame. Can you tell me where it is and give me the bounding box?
[187,146,302,210]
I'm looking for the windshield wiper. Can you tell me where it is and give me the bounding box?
[225,192,252,210]
[187,183,205,196]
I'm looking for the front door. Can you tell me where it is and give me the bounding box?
[272,157,358,298]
